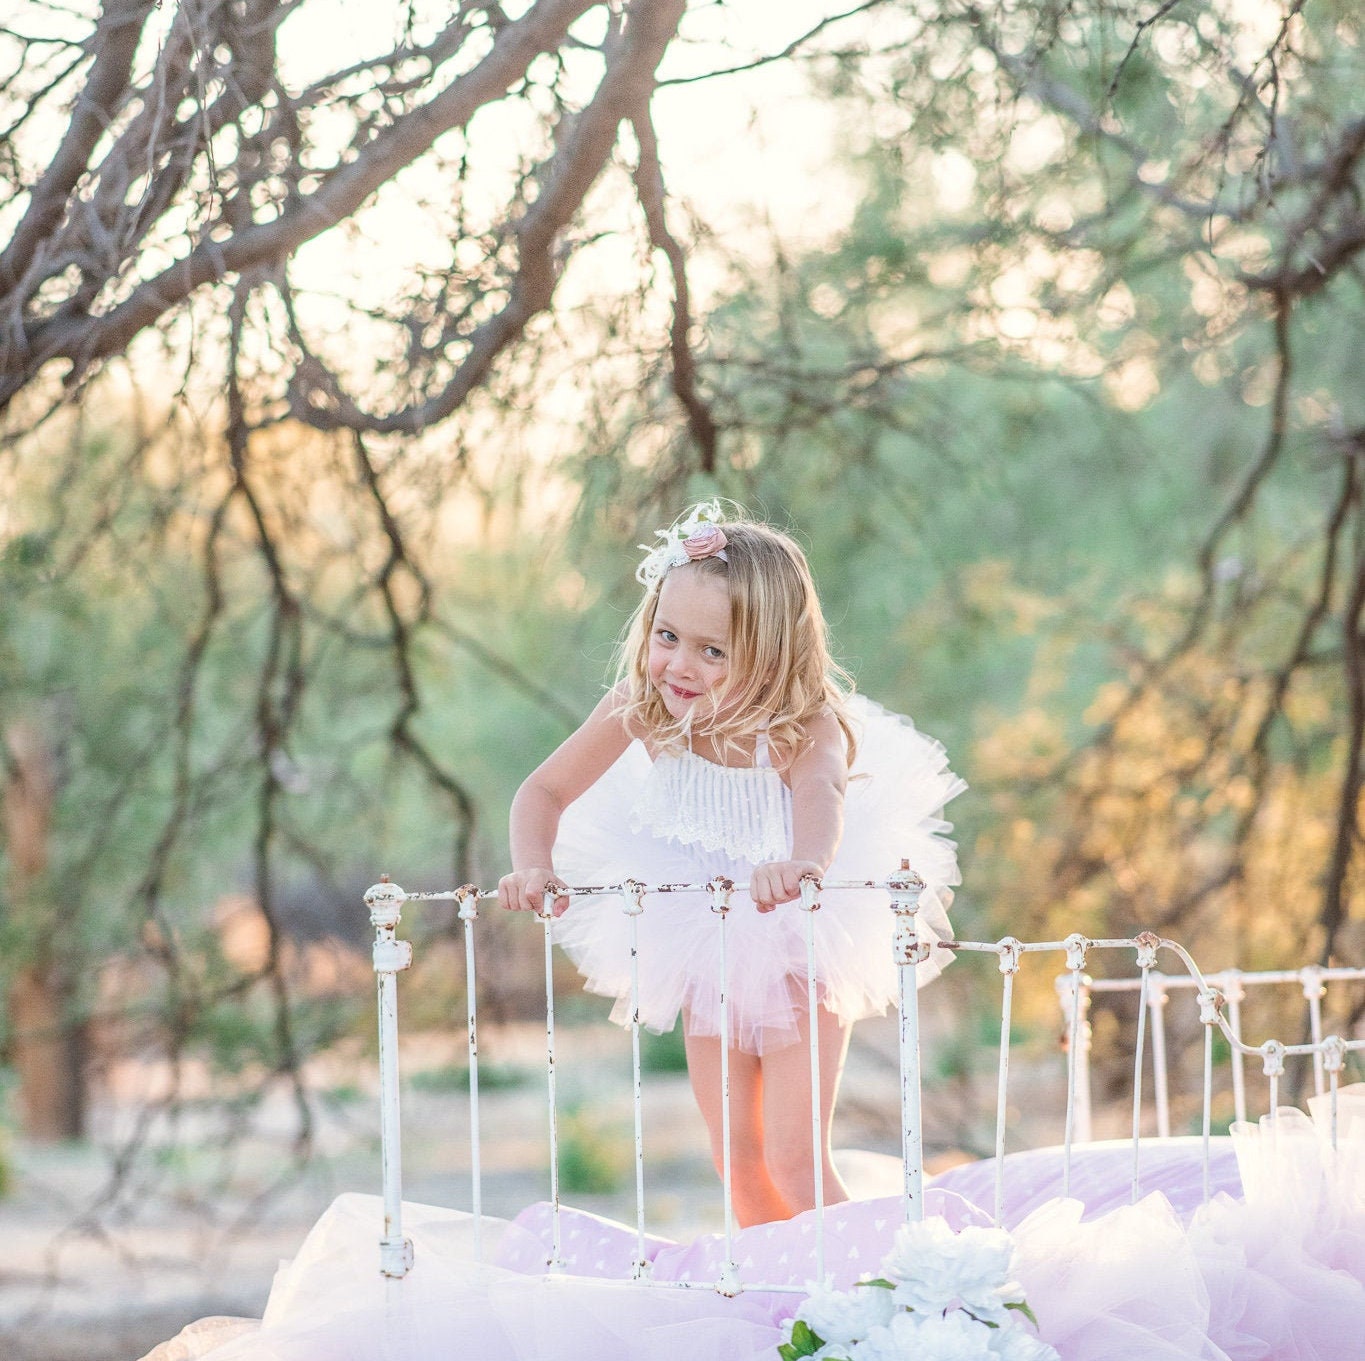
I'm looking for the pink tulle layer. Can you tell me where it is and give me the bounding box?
[152,1086,1365,1361]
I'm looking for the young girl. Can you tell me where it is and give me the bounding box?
[498,501,963,1227]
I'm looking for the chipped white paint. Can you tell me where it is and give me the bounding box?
[456,883,483,1261]
[622,879,651,1281]
[366,875,1365,1296]
[1059,934,1092,1197]
[1075,961,1365,1141]
[798,873,826,1280]
[540,888,566,1273]
[992,938,1022,1226]
[1148,977,1172,1140]
[364,877,414,1280]
[708,876,741,1297]
[887,862,927,1224]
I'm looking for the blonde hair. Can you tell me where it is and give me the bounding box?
[615,514,857,770]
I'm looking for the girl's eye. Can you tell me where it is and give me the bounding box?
[657,629,677,644]
[703,646,725,660]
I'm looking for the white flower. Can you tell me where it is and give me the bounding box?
[784,1216,1054,1361]
[988,1324,1060,1361]
[793,1280,895,1345]
[893,1309,999,1360]
[883,1218,1024,1322]
[846,1323,902,1361]
[850,1310,996,1361]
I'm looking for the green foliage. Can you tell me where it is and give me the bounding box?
[639,1023,689,1075]
[555,1105,628,1195]
[930,1008,1032,1085]
[319,1082,365,1107]
[407,1061,533,1094]
[778,1319,823,1361]
[188,1002,279,1075]
[1187,1112,1236,1139]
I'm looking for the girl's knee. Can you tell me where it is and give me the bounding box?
[764,1138,817,1196]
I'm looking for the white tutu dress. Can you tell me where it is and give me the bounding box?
[551,693,965,1054]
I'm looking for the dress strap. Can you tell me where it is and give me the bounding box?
[754,727,771,769]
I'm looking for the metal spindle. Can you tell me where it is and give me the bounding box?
[1323,1035,1347,1151]
[709,878,741,1296]
[1149,977,1171,1139]
[623,879,650,1280]
[889,862,927,1225]
[456,884,483,1261]
[365,877,414,1281]
[1262,1040,1285,1134]
[1302,967,1326,1096]
[799,874,826,1282]
[1060,934,1090,1198]
[1225,972,1248,1123]
[1197,987,1221,1204]
[541,888,565,1272]
[994,939,1021,1227]
[1131,935,1157,1203]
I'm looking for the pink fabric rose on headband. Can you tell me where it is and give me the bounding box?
[683,525,728,563]
[635,500,731,587]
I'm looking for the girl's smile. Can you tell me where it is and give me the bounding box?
[648,567,731,720]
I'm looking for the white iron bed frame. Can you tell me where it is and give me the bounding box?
[362,868,1365,1297]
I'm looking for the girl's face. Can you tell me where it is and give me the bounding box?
[648,567,732,721]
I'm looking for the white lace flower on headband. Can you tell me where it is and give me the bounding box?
[635,499,730,588]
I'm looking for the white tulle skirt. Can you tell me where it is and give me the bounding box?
[551,695,965,1054]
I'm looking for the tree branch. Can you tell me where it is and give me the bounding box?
[0,0,602,407]
[628,99,718,472]
[0,0,155,296]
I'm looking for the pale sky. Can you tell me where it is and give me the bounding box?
[278,0,858,239]
[272,0,864,310]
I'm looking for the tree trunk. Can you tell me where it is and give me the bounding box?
[3,719,85,1140]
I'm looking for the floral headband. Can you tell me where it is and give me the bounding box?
[635,499,730,588]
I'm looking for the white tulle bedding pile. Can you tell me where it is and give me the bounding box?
[143,1086,1365,1361]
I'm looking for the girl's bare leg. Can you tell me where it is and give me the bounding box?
[684,1026,794,1227]
[759,1004,852,1215]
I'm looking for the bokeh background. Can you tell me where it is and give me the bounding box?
[1,1,1363,1355]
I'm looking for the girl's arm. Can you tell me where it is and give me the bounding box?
[499,684,633,916]
[751,706,848,912]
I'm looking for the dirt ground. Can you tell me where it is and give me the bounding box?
[1,1015,965,1361]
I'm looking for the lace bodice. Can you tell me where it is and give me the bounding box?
[629,739,792,866]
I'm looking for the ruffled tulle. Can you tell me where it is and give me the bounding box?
[1181,1088,1365,1360]
[983,1086,1365,1360]
[145,1086,1365,1361]
[552,694,966,1054]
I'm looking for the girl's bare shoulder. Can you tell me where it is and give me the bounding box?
[523,685,635,805]
[600,679,650,743]
[772,702,846,776]
[586,681,635,736]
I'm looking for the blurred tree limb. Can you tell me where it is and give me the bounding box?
[0,0,1361,1247]
[0,0,691,427]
